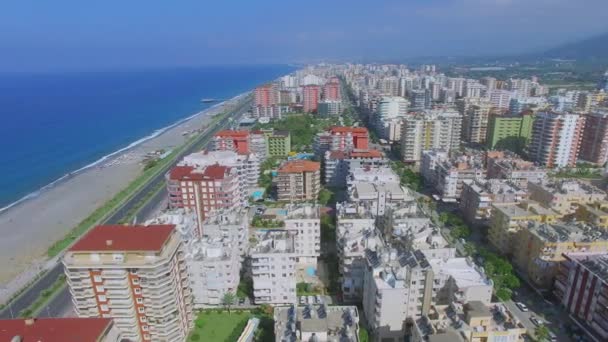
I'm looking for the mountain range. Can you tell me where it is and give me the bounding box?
[541,32,608,60]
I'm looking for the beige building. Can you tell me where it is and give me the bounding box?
[411,302,526,342]
[274,305,360,342]
[275,160,321,202]
[488,201,560,255]
[460,179,526,224]
[528,180,607,216]
[514,221,608,288]
[63,225,193,342]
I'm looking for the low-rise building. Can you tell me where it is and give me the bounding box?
[554,253,608,341]
[0,318,123,342]
[411,302,526,342]
[431,153,485,202]
[274,304,360,342]
[514,221,608,288]
[313,127,370,157]
[575,202,608,229]
[275,160,321,202]
[488,201,560,255]
[460,179,526,225]
[528,180,607,216]
[486,151,547,189]
[213,130,250,154]
[251,230,298,305]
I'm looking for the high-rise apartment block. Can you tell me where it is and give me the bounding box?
[213,130,251,155]
[275,160,321,202]
[462,100,492,144]
[580,111,608,165]
[63,225,193,342]
[181,150,260,191]
[528,112,585,168]
[303,85,321,113]
[323,149,387,187]
[166,164,246,223]
[486,111,534,152]
[400,110,462,165]
[313,126,370,157]
[317,100,342,117]
[323,81,341,100]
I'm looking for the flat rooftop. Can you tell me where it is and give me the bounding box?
[274,304,359,342]
[429,257,491,288]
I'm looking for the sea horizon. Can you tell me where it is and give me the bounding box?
[0,64,295,209]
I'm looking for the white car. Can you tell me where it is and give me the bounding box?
[515,302,529,312]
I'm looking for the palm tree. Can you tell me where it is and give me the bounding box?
[222,292,236,314]
[535,325,550,342]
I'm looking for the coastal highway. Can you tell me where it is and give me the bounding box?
[0,96,252,319]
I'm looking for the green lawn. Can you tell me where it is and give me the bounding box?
[190,310,274,342]
[190,311,250,342]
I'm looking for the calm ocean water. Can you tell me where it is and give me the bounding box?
[0,65,294,208]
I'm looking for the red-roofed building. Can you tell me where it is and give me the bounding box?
[166,164,245,230]
[63,225,193,341]
[276,160,321,201]
[0,318,121,342]
[303,85,321,113]
[324,149,387,187]
[213,130,250,154]
[313,126,370,156]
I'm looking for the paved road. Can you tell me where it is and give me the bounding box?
[0,97,251,319]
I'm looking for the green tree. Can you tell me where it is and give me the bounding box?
[535,325,550,342]
[359,326,369,342]
[495,288,512,301]
[222,292,236,314]
[318,188,333,206]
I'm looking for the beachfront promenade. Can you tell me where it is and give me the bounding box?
[0,94,252,319]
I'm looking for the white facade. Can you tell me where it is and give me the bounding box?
[376,96,409,141]
[181,150,261,191]
[284,205,321,268]
[251,231,297,305]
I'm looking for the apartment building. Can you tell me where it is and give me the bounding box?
[528,180,607,216]
[166,164,246,220]
[528,112,585,168]
[580,111,608,165]
[213,130,250,155]
[251,231,298,305]
[486,110,534,152]
[323,81,341,100]
[181,150,261,191]
[0,318,123,342]
[265,130,291,157]
[488,89,514,110]
[348,179,414,217]
[427,153,485,202]
[411,302,526,342]
[460,179,526,225]
[316,126,370,154]
[275,160,321,202]
[303,84,321,113]
[554,253,608,341]
[323,149,387,187]
[255,83,279,107]
[575,202,608,229]
[283,204,322,268]
[486,150,547,189]
[488,201,560,255]
[317,100,342,117]
[375,96,409,141]
[336,202,380,303]
[249,130,268,160]
[515,221,608,288]
[400,109,462,165]
[63,225,193,342]
[146,209,246,307]
[363,248,492,342]
[274,305,360,342]
[462,100,492,144]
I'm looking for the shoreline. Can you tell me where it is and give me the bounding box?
[0,91,250,298]
[0,92,247,216]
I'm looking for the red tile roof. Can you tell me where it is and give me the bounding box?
[278,160,320,173]
[329,126,368,134]
[350,149,383,158]
[215,130,249,138]
[69,225,174,252]
[0,318,113,342]
[202,164,229,179]
[169,165,203,181]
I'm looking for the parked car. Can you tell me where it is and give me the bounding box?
[238,297,246,305]
[299,296,306,305]
[530,316,543,327]
[515,302,529,312]
[308,296,315,304]
[315,295,323,304]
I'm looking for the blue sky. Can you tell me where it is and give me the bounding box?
[1,0,607,71]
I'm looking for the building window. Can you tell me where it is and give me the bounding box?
[93,275,102,283]
[132,278,140,285]
[138,307,145,313]
[137,298,143,304]
[134,288,142,295]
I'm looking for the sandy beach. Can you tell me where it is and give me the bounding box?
[0,93,248,297]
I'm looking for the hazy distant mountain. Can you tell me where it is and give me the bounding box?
[542,32,608,59]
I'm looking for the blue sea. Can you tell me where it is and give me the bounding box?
[0,65,295,209]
